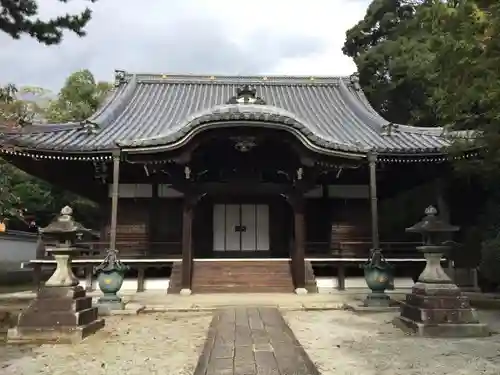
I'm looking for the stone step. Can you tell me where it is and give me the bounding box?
[192,286,294,293]
[169,260,318,294]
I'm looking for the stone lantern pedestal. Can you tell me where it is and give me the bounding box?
[394,206,489,337]
[7,207,105,344]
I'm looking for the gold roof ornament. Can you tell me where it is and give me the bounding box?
[161,74,168,79]
[262,76,268,81]
[309,77,315,81]
[209,76,216,80]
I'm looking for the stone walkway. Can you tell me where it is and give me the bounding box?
[194,307,320,375]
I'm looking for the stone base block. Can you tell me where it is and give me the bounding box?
[7,318,105,344]
[97,301,125,316]
[294,288,308,295]
[363,292,391,307]
[393,316,490,338]
[107,304,145,316]
[344,303,400,314]
[9,285,105,344]
[180,288,192,296]
[395,281,490,338]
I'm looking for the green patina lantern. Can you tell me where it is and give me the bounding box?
[94,248,129,312]
[361,247,394,307]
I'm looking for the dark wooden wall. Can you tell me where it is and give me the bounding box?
[101,196,372,258]
[304,198,371,256]
[101,199,183,256]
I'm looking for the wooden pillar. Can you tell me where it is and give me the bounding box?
[109,150,121,251]
[368,152,380,249]
[180,195,194,295]
[436,178,451,232]
[436,177,454,275]
[337,264,346,291]
[85,264,94,292]
[148,180,160,254]
[137,267,146,292]
[321,184,331,254]
[291,193,307,293]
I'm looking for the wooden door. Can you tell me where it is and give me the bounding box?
[212,204,269,251]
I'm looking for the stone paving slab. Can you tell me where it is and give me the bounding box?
[194,307,320,375]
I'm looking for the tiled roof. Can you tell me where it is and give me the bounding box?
[0,73,453,156]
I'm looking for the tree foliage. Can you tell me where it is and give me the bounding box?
[0,70,111,228]
[343,0,426,125]
[46,69,111,122]
[344,0,500,169]
[0,84,52,128]
[344,0,500,283]
[1,0,98,45]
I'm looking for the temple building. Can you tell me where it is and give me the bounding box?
[0,71,471,294]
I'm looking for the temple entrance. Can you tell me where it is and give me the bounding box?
[213,204,270,252]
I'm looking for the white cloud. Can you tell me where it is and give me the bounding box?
[0,0,370,89]
[193,0,368,76]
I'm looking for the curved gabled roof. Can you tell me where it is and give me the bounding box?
[0,72,454,156]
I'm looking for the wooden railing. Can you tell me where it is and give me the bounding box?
[305,240,423,259]
[36,240,182,259]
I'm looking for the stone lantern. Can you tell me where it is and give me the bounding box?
[7,206,105,344]
[394,206,489,337]
[41,206,90,287]
[406,205,458,286]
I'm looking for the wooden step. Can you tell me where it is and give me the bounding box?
[192,260,294,293]
[191,288,295,293]
[168,260,318,294]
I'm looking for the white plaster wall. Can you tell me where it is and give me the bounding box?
[0,231,38,283]
[0,232,37,270]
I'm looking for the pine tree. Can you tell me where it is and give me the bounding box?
[1,0,97,45]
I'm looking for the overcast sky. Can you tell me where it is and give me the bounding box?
[0,0,370,91]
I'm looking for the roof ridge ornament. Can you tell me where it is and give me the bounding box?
[349,73,361,90]
[227,85,266,105]
[381,122,400,136]
[114,70,127,87]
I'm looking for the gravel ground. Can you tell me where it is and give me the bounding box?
[0,312,212,375]
[285,310,500,375]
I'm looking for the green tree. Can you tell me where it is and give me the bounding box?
[0,85,53,128]
[46,69,111,122]
[344,0,500,286]
[0,83,56,224]
[1,0,98,45]
[343,0,425,124]
[0,70,111,227]
[342,0,477,126]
